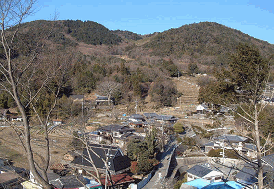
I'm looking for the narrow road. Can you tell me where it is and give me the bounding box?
[143,141,177,189]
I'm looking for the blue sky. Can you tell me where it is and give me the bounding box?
[25,0,274,44]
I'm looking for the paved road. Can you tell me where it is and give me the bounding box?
[143,141,177,189]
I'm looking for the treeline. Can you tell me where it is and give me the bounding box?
[67,54,179,106]
[63,20,122,45]
[0,49,180,111]
[112,30,143,41]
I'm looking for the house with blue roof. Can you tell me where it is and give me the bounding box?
[180,178,210,189]
[180,179,244,189]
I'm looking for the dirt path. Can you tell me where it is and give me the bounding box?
[173,76,200,112]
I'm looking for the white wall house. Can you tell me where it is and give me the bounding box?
[186,164,223,182]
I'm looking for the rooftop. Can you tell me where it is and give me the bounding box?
[187,165,213,178]
[215,135,248,143]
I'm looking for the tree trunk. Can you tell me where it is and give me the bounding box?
[254,105,263,189]
[108,94,111,106]
[9,64,52,189]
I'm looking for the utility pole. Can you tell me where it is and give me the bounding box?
[105,148,110,189]
[222,139,225,164]
[135,99,138,114]
[82,95,85,128]
[161,117,165,152]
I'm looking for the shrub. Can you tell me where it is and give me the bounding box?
[130,161,138,174]
[174,174,187,189]
[173,122,185,134]
[208,148,239,159]
[208,149,222,157]
[181,137,196,146]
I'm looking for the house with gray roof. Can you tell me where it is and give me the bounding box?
[235,154,274,188]
[262,153,274,170]
[50,175,89,189]
[154,115,178,126]
[98,124,135,138]
[235,163,257,187]
[203,135,252,157]
[186,164,223,182]
[128,114,147,128]
[143,112,158,119]
[243,143,257,158]
[96,95,114,105]
[128,114,145,122]
[214,135,248,143]
[70,143,131,175]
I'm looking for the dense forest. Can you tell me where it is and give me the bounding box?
[0,20,274,114]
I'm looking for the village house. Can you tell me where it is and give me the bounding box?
[196,104,209,114]
[0,170,24,188]
[186,164,223,182]
[235,153,274,188]
[154,114,177,124]
[180,179,244,189]
[0,109,22,122]
[203,134,250,154]
[100,173,134,189]
[70,94,85,102]
[143,112,158,119]
[22,172,101,189]
[10,115,23,122]
[87,131,104,144]
[97,124,135,141]
[95,95,113,105]
[0,109,11,121]
[113,132,143,149]
[49,174,89,189]
[128,114,145,122]
[0,158,28,188]
[68,143,131,175]
[52,119,63,126]
[127,114,147,128]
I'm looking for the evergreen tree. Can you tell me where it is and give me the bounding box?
[198,43,271,189]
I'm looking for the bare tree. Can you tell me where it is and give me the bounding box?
[69,131,118,188]
[97,80,122,105]
[198,44,274,189]
[0,1,73,188]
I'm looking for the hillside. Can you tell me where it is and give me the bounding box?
[139,22,274,66]
[17,20,274,68]
[1,20,273,111]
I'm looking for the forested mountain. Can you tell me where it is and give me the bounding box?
[18,20,274,67]
[142,22,274,66]
[1,20,273,111]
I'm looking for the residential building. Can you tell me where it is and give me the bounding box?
[69,144,131,175]
[203,134,250,155]
[181,178,244,189]
[186,164,223,182]
[235,153,274,188]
